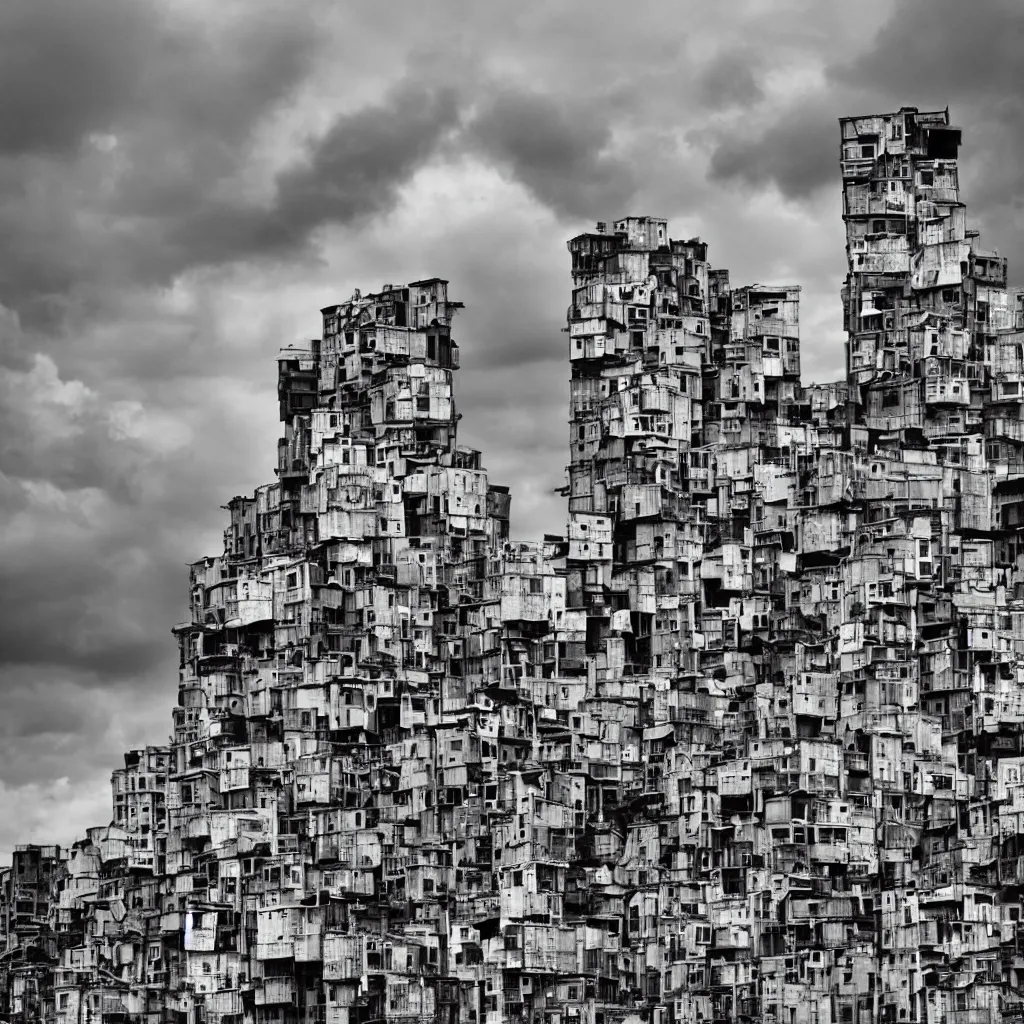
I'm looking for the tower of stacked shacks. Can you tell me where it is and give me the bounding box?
[3,105,1024,1024]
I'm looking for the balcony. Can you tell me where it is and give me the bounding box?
[255,977,297,1006]
[841,157,876,180]
[255,940,295,960]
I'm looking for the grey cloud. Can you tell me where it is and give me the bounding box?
[0,536,181,679]
[707,98,840,200]
[276,86,462,230]
[0,348,266,682]
[466,89,639,221]
[0,3,768,331]
[433,226,572,372]
[0,0,152,156]
[0,0,317,159]
[0,419,146,506]
[0,0,889,334]
[162,83,463,271]
[0,1,319,325]
[458,381,568,538]
[0,350,148,503]
[830,0,1024,100]
[0,683,96,741]
[0,80,463,328]
[0,473,29,517]
[0,303,33,373]
[695,50,765,111]
[0,668,169,790]
[0,471,259,684]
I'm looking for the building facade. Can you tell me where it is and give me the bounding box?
[3,106,1024,1024]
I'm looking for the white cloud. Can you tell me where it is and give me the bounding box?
[0,776,110,868]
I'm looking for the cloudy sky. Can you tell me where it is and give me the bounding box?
[1,0,1022,857]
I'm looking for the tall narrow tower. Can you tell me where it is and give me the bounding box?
[840,106,1010,445]
[565,217,709,681]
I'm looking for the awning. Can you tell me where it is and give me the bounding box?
[644,724,675,741]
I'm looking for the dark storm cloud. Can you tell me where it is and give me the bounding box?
[0,546,179,679]
[831,0,1024,99]
[0,398,180,678]
[0,1,689,330]
[0,313,271,683]
[275,86,462,231]
[427,220,571,372]
[466,89,639,221]
[0,388,254,683]
[0,409,144,505]
[0,0,153,156]
[0,0,320,326]
[1,72,483,327]
[160,83,463,272]
[707,98,839,200]
[0,0,318,157]
[695,49,765,112]
[124,75,643,286]
[0,474,27,513]
[0,666,169,852]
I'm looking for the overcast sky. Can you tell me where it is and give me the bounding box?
[1,0,1022,858]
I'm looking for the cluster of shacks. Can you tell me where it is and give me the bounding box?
[4,105,1024,1024]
